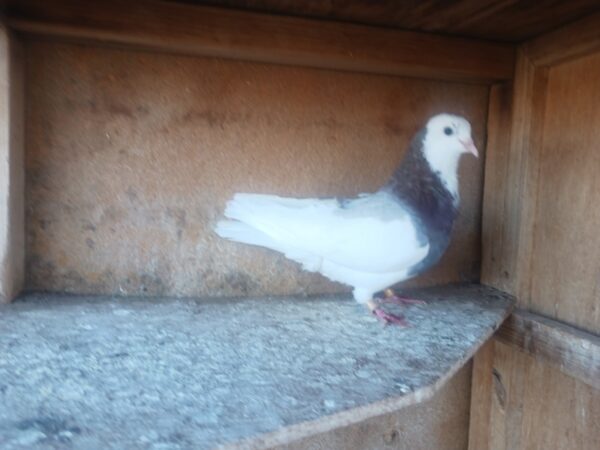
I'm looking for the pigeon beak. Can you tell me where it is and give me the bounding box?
[460,139,479,158]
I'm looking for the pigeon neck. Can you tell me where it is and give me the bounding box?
[383,130,458,229]
[422,136,461,201]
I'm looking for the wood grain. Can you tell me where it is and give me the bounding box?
[527,51,600,333]
[487,339,527,449]
[480,49,548,300]
[5,0,515,82]
[511,55,549,304]
[488,341,600,450]
[467,339,494,450]
[480,83,512,293]
[496,311,600,390]
[0,25,25,303]
[525,10,600,67]
[169,0,600,43]
[472,26,600,450]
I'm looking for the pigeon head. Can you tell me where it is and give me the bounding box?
[421,113,478,196]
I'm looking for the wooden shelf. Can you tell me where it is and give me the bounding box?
[0,284,513,449]
[5,0,515,82]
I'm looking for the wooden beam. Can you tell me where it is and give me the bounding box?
[524,10,600,67]
[0,25,25,303]
[5,0,515,82]
[480,49,548,300]
[509,52,548,304]
[496,310,600,390]
[480,83,512,293]
[467,339,495,450]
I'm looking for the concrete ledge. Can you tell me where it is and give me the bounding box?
[0,284,513,449]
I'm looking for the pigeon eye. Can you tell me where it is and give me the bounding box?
[444,127,453,136]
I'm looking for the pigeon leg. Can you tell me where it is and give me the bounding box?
[366,299,409,326]
[381,288,427,306]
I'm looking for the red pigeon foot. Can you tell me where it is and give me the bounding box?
[372,307,409,326]
[382,288,427,306]
[367,299,409,326]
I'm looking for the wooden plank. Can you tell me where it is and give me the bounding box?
[0,25,25,303]
[467,339,495,450]
[5,0,515,82]
[162,0,600,43]
[509,52,548,304]
[480,49,548,300]
[488,341,600,450]
[474,17,600,450]
[480,83,512,293]
[487,339,528,450]
[525,10,600,67]
[517,351,600,450]
[496,310,600,390]
[528,51,600,333]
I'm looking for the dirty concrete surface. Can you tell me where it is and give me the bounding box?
[0,284,512,449]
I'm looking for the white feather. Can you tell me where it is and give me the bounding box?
[214,113,477,305]
[214,191,429,302]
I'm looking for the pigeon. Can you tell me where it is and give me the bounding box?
[215,113,478,324]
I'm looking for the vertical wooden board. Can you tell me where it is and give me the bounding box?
[509,56,548,304]
[480,84,512,293]
[0,26,25,303]
[25,40,489,298]
[519,356,600,449]
[488,339,527,450]
[529,51,600,333]
[479,50,548,299]
[476,19,600,450]
[489,341,600,450]
[467,340,495,450]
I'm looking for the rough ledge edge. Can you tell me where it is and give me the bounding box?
[218,287,515,450]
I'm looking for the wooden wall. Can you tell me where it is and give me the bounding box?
[529,51,600,333]
[470,14,600,450]
[0,3,516,448]
[24,39,488,298]
[286,364,472,450]
[20,33,489,450]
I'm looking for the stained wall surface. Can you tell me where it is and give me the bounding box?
[25,40,488,297]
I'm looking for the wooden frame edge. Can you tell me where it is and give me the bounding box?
[468,339,495,450]
[5,0,514,83]
[479,49,548,302]
[496,310,600,390]
[524,10,600,67]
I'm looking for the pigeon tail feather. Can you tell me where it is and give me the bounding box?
[214,220,278,249]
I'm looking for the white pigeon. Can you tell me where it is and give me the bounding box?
[215,114,478,324]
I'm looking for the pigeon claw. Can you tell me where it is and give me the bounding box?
[383,288,427,306]
[371,307,409,327]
